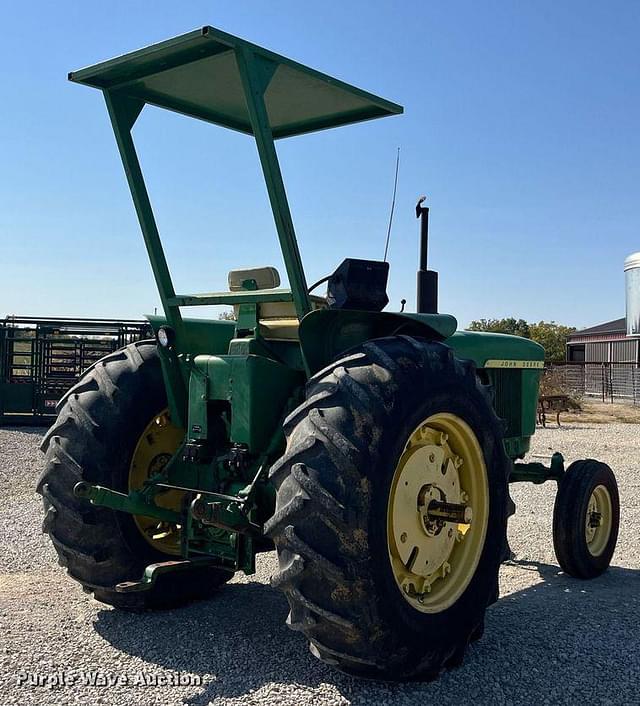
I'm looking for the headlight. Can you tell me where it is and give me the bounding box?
[157,326,175,348]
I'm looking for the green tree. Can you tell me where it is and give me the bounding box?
[529,321,576,363]
[467,317,575,362]
[468,317,531,338]
[218,309,236,321]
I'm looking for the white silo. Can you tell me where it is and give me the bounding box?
[625,252,640,336]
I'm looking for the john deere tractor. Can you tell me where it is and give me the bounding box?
[38,27,620,680]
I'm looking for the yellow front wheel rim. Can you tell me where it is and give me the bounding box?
[387,413,490,614]
[129,410,184,555]
[585,484,613,557]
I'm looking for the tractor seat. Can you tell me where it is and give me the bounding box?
[256,298,326,340]
[228,266,281,292]
[227,266,324,341]
[258,318,300,340]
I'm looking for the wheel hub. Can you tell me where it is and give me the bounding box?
[418,485,447,537]
[129,410,185,555]
[387,413,489,613]
[585,484,613,557]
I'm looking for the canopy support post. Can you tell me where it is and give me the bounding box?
[104,91,187,425]
[235,48,312,320]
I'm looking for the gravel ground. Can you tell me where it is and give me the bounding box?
[1,422,639,705]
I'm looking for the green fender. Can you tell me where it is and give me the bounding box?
[299,309,458,375]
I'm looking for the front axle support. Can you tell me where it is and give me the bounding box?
[510,452,565,484]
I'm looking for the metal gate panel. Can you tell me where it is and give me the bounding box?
[0,317,151,425]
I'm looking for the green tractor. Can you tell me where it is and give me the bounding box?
[38,27,620,679]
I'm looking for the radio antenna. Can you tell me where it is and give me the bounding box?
[383,147,400,262]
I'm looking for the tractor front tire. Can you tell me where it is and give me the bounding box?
[37,340,232,610]
[553,459,619,579]
[267,337,510,680]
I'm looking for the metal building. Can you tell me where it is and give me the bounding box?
[563,253,640,403]
[567,251,640,364]
[566,317,639,363]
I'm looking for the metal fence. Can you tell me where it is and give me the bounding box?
[547,362,640,405]
[0,316,152,425]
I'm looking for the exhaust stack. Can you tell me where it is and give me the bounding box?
[416,197,439,314]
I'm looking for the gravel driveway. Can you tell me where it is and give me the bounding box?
[1,422,638,705]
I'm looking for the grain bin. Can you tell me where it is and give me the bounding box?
[625,252,640,336]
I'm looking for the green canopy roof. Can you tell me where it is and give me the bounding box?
[69,26,403,139]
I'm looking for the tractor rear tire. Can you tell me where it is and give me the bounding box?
[266,336,510,680]
[553,459,619,579]
[37,340,233,610]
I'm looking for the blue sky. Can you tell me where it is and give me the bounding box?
[1,1,638,328]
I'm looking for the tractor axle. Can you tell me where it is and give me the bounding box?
[425,500,472,525]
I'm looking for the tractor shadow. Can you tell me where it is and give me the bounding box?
[93,560,640,705]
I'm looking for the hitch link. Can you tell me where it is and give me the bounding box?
[73,481,180,524]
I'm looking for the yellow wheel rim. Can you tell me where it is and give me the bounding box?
[585,484,613,557]
[387,413,490,614]
[128,410,184,555]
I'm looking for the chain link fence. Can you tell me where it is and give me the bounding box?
[546,363,640,405]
